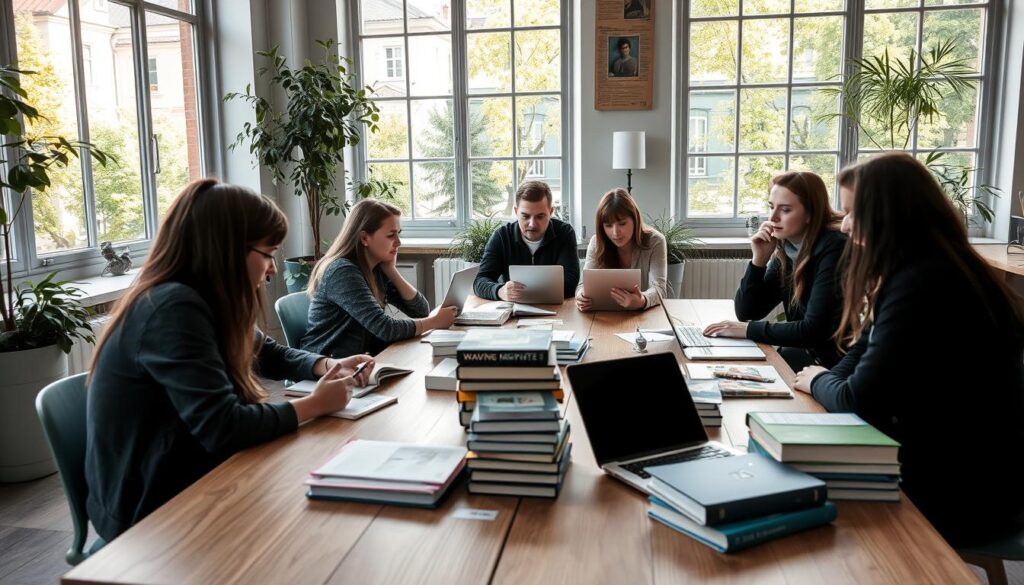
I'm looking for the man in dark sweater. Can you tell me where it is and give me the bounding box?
[473,181,580,301]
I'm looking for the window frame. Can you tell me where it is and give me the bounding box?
[383,45,404,79]
[0,0,214,280]
[675,0,1002,237]
[346,0,574,235]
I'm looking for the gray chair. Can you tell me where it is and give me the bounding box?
[274,291,311,348]
[35,372,103,565]
[958,532,1024,585]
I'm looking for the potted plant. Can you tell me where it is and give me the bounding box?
[647,213,702,298]
[448,217,504,264]
[822,40,997,223]
[225,39,388,292]
[0,65,109,481]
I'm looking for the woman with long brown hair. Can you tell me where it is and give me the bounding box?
[793,152,1024,546]
[575,188,667,311]
[301,199,456,358]
[86,179,372,542]
[703,171,847,369]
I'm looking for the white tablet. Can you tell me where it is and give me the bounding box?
[582,268,642,311]
[508,265,564,304]
[440,266,479,312]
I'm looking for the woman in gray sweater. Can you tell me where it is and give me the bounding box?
[301,199,457,358]
[575,188,668,311]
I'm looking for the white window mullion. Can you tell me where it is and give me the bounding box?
[451,0,469,226]
[131,2,161,240]
[67,0,99,251]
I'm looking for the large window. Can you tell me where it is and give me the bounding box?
[682,0,993,224]
[1,0,206,273]
[353,0,568,228]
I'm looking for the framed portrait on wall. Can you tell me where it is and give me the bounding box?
[595,0,654,110]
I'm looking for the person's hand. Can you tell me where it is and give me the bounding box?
[379,254,400,279]
[498,281,525,302]
[793,365,829,394]
[575,290,593,312]
[310,361,356,414]
[751,221,777,267]
[610,285,645,310]
[330,354,375,387]
[429,305,458,330]
[702,320,748,339]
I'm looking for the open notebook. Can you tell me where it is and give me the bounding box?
[285,362,413,398]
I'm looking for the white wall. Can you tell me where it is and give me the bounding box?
[575,0,675,242]
[992,0,1024,239]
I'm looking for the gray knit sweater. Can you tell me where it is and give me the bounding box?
[300,258,430,358]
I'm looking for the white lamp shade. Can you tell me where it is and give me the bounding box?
[612,131,646,170]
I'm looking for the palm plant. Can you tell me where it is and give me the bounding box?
[822,40,997,223]
[646,213,702,264]
[449,217,504,263]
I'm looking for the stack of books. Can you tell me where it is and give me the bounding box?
[686,380,723,427]
[747,412,901,502]
[421,330,467,357]
[305,439,467,508]
[646,453,837,552]
[553,330,589,365]
[465,392,572,498]
[453,329,562,427]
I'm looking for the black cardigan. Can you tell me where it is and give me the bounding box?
[811,252,1024,545]
[734,230,847,368]
[86,282,321,541]
[473,217,580,301]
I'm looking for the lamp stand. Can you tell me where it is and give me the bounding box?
[626,168,633,193]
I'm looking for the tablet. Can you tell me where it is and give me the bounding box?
[683,346,767,360]
[582,268,642,311]
[440,266,479,312]
[508,265,564,304]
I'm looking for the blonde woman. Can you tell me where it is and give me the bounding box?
[575,188,667,311]
[301,199,456,358]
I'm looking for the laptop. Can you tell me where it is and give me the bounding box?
[658,291,765,359]
[582,268,641,311]
[566,352,740,494]
[440,266,479,314]
[508,265,564,304]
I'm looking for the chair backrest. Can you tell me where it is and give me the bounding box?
[275,291,311,348]
[35,372,90,566]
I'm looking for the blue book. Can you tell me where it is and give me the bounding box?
[648,497,837,553]
[646,453,826,526]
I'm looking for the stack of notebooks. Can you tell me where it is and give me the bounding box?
[686,380,723,427]
[553,330,589,365]
[453,329,563,428]
[466,392,572,498]
[421,330,468,357]
[746,412,901,502]
[646,453,837,553]
[306,439,467,508]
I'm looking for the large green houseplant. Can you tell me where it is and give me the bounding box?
[647,213,702,298]
[822,41,997,223]
[448,217,504,264]
[0,65,109,481]
[226,39,391,291]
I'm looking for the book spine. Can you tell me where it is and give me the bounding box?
[723,502,837,552]
[456,350,551,366]
[704,484,828,526]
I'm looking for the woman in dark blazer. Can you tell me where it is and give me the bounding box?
[794,153,1024,547]
[704,171,847,369]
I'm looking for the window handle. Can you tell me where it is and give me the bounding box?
[152,134,161,174]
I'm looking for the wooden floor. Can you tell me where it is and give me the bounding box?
[2,381,1021,585]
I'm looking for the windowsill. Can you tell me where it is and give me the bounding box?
[397,236,754,253]
[66,270,140,307]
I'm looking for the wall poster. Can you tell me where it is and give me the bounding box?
[595,0,654,111]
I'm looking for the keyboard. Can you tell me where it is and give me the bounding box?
[676,325,713,347]
[621,445,732,479]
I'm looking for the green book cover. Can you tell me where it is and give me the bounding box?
[747,412,900,448]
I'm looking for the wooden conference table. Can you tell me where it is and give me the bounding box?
[63,300,978,585]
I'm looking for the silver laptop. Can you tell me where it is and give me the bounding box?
[440,266,479,314]
[657,290,764,357]
[582,268,641,311]
[508,265,564,304]
[566,352,739,494]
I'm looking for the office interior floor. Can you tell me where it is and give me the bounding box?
[0,379,1020,584]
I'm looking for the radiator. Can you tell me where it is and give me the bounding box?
[433,258,476,306]
[680,259,749,299]
[68,315,112,375]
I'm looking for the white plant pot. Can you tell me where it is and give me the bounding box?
[666,261,686,299]
[0,344,67,482]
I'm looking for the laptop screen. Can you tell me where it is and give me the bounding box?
[567,352,709,466]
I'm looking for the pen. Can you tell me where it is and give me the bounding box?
[352,361,370,379]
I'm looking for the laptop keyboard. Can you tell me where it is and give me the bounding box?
[677,325,713,347]
[622,445,733,479]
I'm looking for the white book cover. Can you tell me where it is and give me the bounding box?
[329,394,397,420]
[425,358,459,391]
[313,439,467,484]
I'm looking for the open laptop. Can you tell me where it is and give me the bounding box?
[440,266,479,314]
[582,268,641,311]
[508,265,564,304]
[566,352,740,494]
[658,291,765,359]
